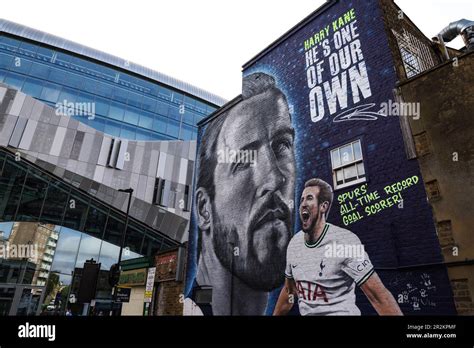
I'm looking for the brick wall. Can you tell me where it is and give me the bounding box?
[451,279,474,315]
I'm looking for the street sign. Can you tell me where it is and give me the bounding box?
[144,267,156,303]
[116,287,131,303]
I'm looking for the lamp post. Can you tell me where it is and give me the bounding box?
[111,188,133,316]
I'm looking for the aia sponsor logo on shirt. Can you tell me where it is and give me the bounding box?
[296,281,328,303]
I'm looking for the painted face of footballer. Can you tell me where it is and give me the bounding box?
[299,186,323,233]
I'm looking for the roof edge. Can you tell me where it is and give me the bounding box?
[0,18,227,106]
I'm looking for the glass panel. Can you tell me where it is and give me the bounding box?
[181,124,194,141]
[156,102,169,117]
[48,69,68,84]
[104,121,121,137]
[94,97,110,116]
[153,115,167,133]
[95,82,113,99]
[357,162,365,176]
[158,86,172,100]
[0,222,14,240]
[98,241,120,271]
[84,203,108,239]
[108,103,125,121]
[74,234,101,268]
[182,111,194,125]
[19,42,38,55]
[142,96,157,112]
[3,72,24,90]
[343,165,358,182]
[29,62,51,79]
[113,87,128,104]
[195,101,207,114]
[51,227,82,276]
[16,288,41,316]
[82,77,97,94]
[339,144,354,165]
[336,169,344,185]
[41,181,69,225]
[120,124,136,140]
[331,149,341,168]
[0,53,13,69]
[184,95,196,109]
[167,119,180,138]
[0,36,22,49]
[91,116,106,133]
[36,46,54,61]
[168,105,181,120]
[61,71,83,89]
[138,111,154,129]
[103,213,125,246]
[123,222,144,254]
[57,87,77,105]
[0,287,15,316]
[135,129,152,141]
[353,141,362,160]
[0,159,27,221]
[127,91,143,108]
[22,77,44,99]
[16,170,49,222]
[10,57,32,74]
[40,84,61,103]
[62,194,89,231]
[141,235,161,257]
[123,107,140,126]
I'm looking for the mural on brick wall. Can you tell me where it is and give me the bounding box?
[185,0,457,316]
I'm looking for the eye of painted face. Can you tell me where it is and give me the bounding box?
[272,133,294,159]
[231,161,250,174]
[300,193,314,204]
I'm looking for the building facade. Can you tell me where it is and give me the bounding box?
[396,51,474,315]
[0,20,225,316]
[0,19,225,142]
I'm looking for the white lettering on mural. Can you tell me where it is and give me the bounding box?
[304,13,373,123]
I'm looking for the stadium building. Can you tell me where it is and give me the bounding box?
[0,18,225,316]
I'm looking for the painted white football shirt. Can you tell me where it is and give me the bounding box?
[285,223,374,316]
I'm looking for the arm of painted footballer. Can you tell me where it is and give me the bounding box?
[360,272,403,315]
[273,277,297,316]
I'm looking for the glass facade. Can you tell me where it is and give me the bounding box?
[0,34,219,141]
[0,149,177,255]
[0,148,178,315]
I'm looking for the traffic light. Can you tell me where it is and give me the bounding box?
[109,263,120,287]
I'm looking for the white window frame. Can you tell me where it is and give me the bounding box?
[330,140,366,190]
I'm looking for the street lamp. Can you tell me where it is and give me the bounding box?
[111,187,133,316]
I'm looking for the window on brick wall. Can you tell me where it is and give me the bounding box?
[436,220,455,248]
[451,279,474,315]
[413,132,431,157]
[425,179,441,200]
[330,140,366,190]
